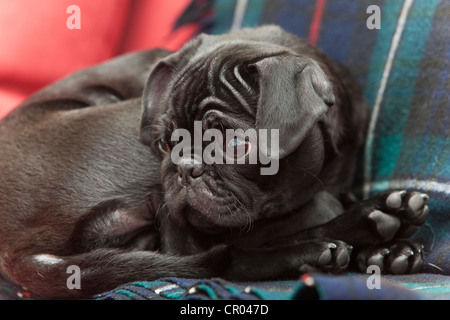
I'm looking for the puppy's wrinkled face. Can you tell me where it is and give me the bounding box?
[154,46,266,232]
[141,34,336,233]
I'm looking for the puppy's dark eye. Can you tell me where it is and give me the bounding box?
[226,137,251,159]
[158,138,171,154]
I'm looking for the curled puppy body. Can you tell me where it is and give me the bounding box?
[0,26,429,298]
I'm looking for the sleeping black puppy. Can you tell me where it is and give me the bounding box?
[0,26,430,298]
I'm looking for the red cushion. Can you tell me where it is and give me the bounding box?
[0,0,194,119]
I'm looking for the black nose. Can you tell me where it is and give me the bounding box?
[178,157,204,183]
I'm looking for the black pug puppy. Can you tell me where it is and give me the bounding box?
[0,26,429,298]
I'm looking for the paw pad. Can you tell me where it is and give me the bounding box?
[385,190,407,209]
[318,243,337,265]
[408,193,429,216]
[317,241,352,270]
[368,210,401,241]
[368,190,430,241]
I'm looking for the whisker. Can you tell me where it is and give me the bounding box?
[154,200,169,231]
[232,195,253,233]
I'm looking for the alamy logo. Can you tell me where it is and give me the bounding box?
[66,265,81,290]
[366,5,381,30]
[66,5,81,30]
[169,121,280,175]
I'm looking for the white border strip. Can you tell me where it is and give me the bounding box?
[363,0,415,198]
[364,179,450,195]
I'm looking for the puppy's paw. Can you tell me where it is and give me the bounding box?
[299,240,353,274]
[365,190,430,241]
[356,241,424,274]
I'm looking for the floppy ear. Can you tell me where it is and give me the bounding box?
[140,60,174,146]
[252,54,335,159]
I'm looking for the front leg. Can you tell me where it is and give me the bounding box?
[226,239,353,280]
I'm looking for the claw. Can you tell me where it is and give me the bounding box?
[418,244,424,253]
[404,248,414,256]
